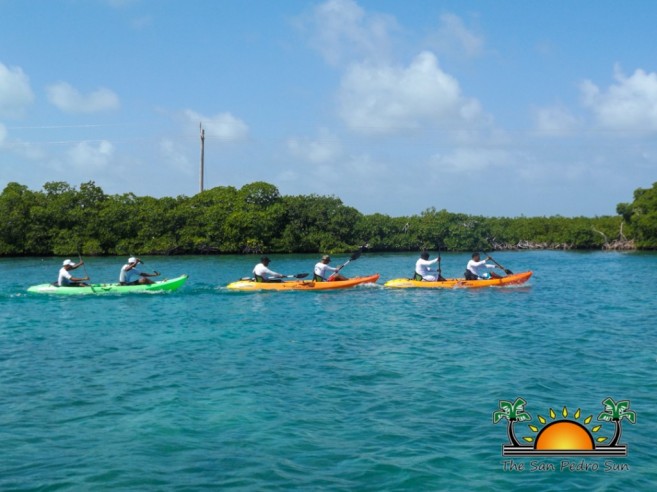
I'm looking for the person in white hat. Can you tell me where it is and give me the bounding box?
[119,257,160,285]
[313,254,347,282]
[58,259,89,287]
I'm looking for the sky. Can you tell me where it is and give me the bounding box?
[1,0,657,217]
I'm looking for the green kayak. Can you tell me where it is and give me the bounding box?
[27,274,188,295]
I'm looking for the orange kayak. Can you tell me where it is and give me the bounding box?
[384,271,532,289]
[227,274,380,291]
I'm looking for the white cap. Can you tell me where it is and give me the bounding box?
[63,259,74,266]
[128,257,137,263]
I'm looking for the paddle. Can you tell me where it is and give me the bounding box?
[77,252,93,290]
[436,246,446,282]
[334,243,369,273]
[129,258,162,284]
[326,243,369,281]
[483,251,513,275]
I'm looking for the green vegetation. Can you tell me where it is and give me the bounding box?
[0,180,642,256]
[617,181,657,249]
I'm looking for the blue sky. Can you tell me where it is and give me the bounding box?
[1,0,656,217]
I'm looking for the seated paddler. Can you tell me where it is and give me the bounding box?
[253,256,285,282]
[313,255,347,282]
[414,251,444,281]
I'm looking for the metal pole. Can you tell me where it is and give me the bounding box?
[200,123,205,193]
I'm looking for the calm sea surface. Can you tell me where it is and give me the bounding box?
[1,251,657,490]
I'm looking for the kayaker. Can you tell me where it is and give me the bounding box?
[253,256,284,282]
[119,257,160,285]
[314,255,347,282]
[58,259,90,287]
[414,251,444,281]
[465,252,502,280]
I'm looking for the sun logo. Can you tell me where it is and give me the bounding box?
[493,397,636,457]
[526,407,600,450]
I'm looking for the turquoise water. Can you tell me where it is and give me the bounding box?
[2,251,657,490]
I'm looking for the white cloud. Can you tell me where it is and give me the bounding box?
[185,109,249,142]
[7,140,47,160]
[302,3,488,138]
[534,105,580,136]
[430,13,484,58]
[338,51,483,135]
[0,124,47,160]
[581,66,657,133]
[287,128,342,163]
[67,140,114,170]
[430,147,509,174]
[160,138,192,174]
[46,82,120,113]
[0,62,34,118]
[304,0,397,66]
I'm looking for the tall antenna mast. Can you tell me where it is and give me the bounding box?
[199,122,205,193]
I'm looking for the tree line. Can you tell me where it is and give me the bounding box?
[0,179,653,257]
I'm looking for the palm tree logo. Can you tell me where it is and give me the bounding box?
[597,397,637,447]
[492,398,531,446]
[493,397,636,456]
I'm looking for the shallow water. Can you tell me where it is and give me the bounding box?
[1,251,656,490]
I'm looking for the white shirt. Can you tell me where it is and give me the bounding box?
[314,262,338,280]
[415,257,439,277]
[58,267,73,286]
[120,264,142,283]
[253,263,281,280]
[466,259,495,278]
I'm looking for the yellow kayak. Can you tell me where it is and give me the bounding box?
[227,274,380,291]
[384,271,532,289]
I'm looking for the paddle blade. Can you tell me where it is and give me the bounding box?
[337,243,368,271]
[350,242,371,260]
[294,273,309,278]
